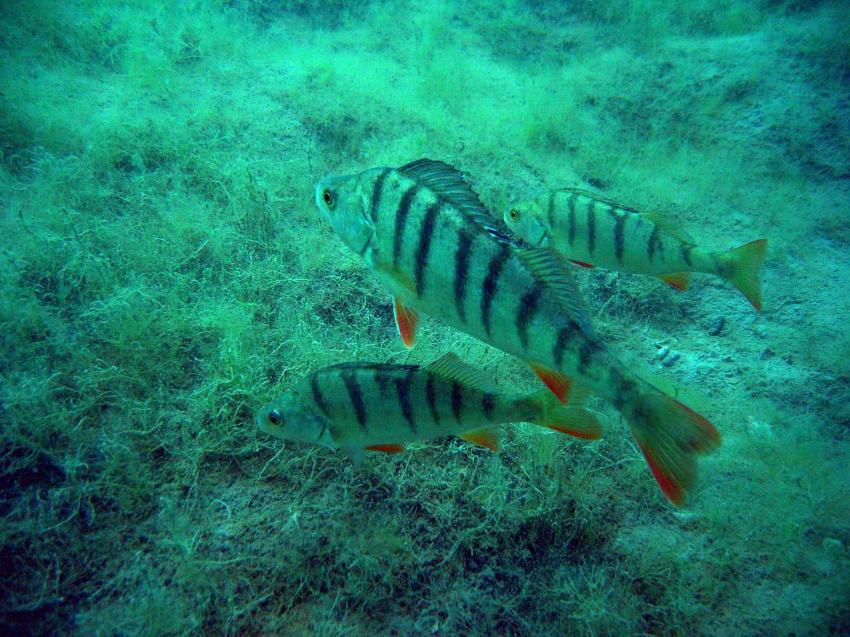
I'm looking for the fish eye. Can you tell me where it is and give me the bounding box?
[322,188,335,208]
[509,208,520,221]
[267,409,283,426]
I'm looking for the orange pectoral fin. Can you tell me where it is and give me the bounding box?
[393,297,420,349]
[659,272,691,292]
[459,427,499,452]
[569,259,594,269]
[366,444,405,453]
[530,365,573,404]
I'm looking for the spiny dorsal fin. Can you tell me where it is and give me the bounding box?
[557,187,640,214]
[515,247,595,335]
[398,158,513,243]
[425,353,495,392]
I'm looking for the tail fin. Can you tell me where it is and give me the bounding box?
[629,388,721,506]
[723,239,767,311]
[526,385,602,440]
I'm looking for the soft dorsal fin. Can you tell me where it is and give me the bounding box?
[398,158,513,243]
[642,210,695,244]
[425,352,495,391]
[515,247,595,335]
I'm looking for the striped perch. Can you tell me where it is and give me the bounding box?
[504,187,767,310]
[256,354,601,463]
[314,159,720,506]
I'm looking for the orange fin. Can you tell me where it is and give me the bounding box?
[393,297,420,349]
[526,386,602,439]
[569,259,594,269]
[530,365,573,404]
[630,390,721,506]
[723,238,767,311]
[366,444,405,453]
[659,272,691,292]
[460,427,499,452]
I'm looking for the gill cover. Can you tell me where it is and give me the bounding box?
[315,173,375,256]
[504,202,548,247]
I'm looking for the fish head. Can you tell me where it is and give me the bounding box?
[503,201,548,247]
[315,170,378,257]
[256,388,334,448]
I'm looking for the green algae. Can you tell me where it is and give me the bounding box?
[1,0,849,634]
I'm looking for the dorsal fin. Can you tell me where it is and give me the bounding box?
[515,247,595,335]
[642,210,695,244]
[398,158,513,243]
[425,353,495,391]
[557,187,640,214]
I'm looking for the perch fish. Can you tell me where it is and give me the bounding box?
[504,187,767,310]
[256,354,602,462]
[313,158,720,505]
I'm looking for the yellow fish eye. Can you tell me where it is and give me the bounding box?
[322,188,335,209]
[267,409,283,426]
[509,208,520,221]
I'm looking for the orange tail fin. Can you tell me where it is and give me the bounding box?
[723,239,767,311]
[629,389,720,506]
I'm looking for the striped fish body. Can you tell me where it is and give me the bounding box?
[505,188,767,309]
[508,189,712,276]
[316,161,621,399]
[316,160,721,505]
[256,355,601,460]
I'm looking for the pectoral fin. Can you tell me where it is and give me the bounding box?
[393,297,420,349]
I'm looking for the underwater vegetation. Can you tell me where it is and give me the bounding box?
[1,0,849,635]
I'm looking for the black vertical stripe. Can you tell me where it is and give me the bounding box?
[414,202,440,297]
[341,371,367,430]
[482,393,496,421]
[370,169,390,223]
[587,201,596,255]
[425,373,440,427]
[516,281,544,351]
[480,243,511,336]
[453,229,474,323]
[648,226,661,262]
[395,369,416,434]
[310,374,332,419]
[451,381,463,422]
[393,184,420,266]
[552,321,578,368]
[680,243,693,267]
[578,339,601,375]
[568,194,577,246]
[547,191,556,230]
[612,206,626,263]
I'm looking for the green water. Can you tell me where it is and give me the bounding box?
[1,1,849,635]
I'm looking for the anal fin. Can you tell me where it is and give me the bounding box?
[530,365,573,404]
[459,427,499,452]
[659,272,691,292]
[569,259,594,269]
[366,444,405,453]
